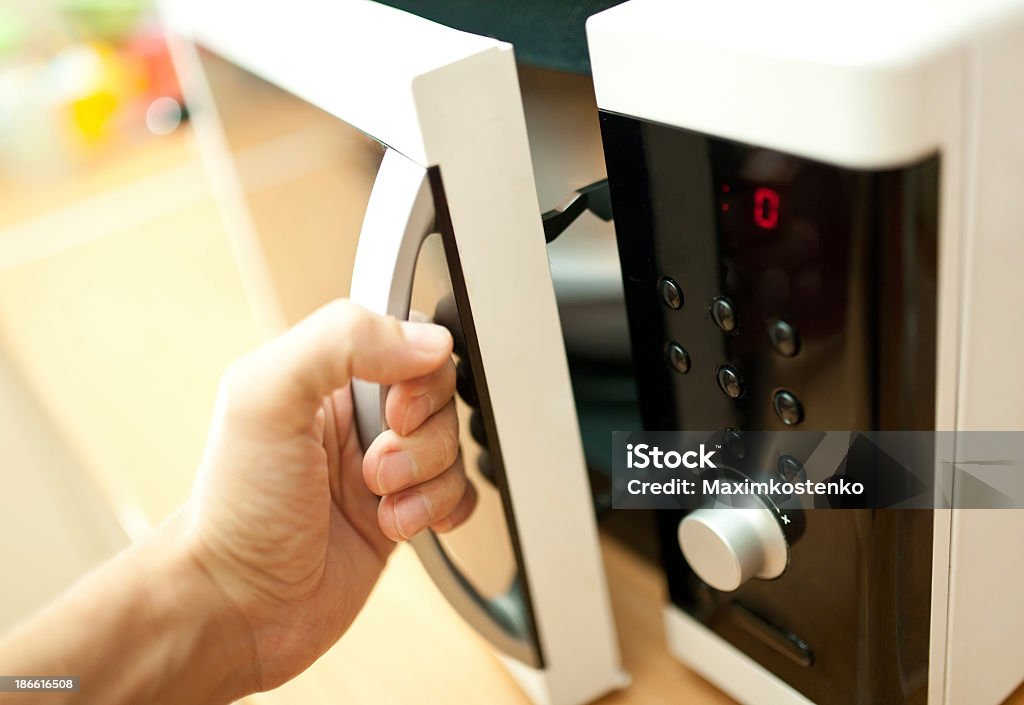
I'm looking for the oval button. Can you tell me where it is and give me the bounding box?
[778,454,806,482]
[768,320,800,357]
[716,365,744,399]
[665,342,691,374]
[773,390,804,425]
[659,277,683,310]
[710,297,738,333]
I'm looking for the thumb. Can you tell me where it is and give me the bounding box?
[226,300,452,428]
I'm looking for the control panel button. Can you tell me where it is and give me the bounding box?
[768,319,800,357]
[665,342,691,374]
[778,454,806,482]
[678,500,789,592]
[723,428,745,459]
[658,277,683,310]
[716,365,744,398]
[773,390,804,425]
[710,297,738,332]
[730,603,814,667]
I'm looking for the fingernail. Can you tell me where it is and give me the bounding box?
[401,321,451,354]
[376,451,417,494]
[394,494,433,539]
[401,394,434,436]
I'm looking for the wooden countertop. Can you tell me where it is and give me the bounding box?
[242,534,739,705]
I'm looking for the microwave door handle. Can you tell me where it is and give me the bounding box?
[350,147,435,446]
[350,148,541,668]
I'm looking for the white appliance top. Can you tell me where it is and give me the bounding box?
[588,0,1024,168]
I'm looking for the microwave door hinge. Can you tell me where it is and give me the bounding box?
[541,178,612,243]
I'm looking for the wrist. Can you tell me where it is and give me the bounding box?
[138,510,263,703]
[0,509,262,705]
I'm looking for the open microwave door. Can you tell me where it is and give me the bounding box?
[161,1,624,703]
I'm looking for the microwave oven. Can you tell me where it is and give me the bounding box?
[165,0,1024,704]
[588,1,1024,704]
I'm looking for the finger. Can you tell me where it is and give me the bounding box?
[377,461,468,541]
[363,401,459,496]
[224,300,452,428]
[326,387,395,560]
[430,480,477,533]
[385,357,456,437]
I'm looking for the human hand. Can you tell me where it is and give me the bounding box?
[185,300,476,692]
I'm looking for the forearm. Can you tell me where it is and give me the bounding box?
[0,510,259,705]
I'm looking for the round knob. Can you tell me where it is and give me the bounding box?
[678,503,788,592]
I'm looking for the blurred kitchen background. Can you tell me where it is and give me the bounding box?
[0,0,647,669]
[1,0,201,630]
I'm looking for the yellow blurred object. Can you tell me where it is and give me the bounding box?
[70,89,118,141]
[58,42,128,144]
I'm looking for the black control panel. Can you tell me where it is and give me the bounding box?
[600,111,939,705]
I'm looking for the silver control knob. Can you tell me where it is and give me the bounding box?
[678,501,789,592]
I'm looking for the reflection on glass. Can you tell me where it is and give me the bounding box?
[411,233,522,608]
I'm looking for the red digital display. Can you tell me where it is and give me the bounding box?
[753,187,780,230]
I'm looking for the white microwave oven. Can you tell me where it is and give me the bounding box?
[164,1,1024,704]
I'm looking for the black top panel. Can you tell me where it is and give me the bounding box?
[376,0,626,73]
